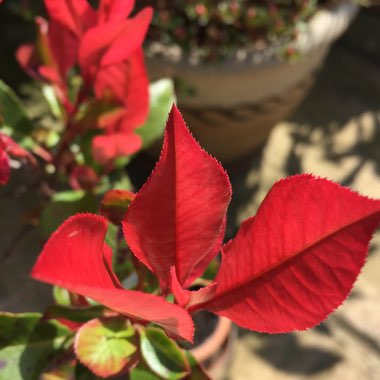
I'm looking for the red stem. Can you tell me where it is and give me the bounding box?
[51,84,91,185]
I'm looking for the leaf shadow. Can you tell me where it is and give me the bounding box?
[252,332,341,375]
[19,321,63,380]
[281,21,380,186]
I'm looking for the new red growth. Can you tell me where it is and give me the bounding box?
[32,105,380,343]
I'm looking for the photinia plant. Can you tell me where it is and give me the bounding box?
[15,0,153,168]
[9,105,378,379]
[0,132,37,185]
[0,0,175,235]
[0,0,177,192]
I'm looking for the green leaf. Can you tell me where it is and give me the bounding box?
[45,305,106,324]
[105,222,119,257]
[74,361,105,380]
[0,312,71,380]
[53,287,71,307]
[202,258,220,281]
[111,173,132,191]
[75,317,137,378]
[97,171,133,196]
[40,191,97,237]
[129,365,161,380]
[40,356,76,380]
[184,352,211,380]
[41,85,64,120]
[51,190,86,202]
[140,327,190,380]
[0,80,33,135]
[137,79,176,149]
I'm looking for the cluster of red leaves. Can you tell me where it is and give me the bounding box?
[17,0,152,165]
[0,132,36,185]
[32,106,380,345]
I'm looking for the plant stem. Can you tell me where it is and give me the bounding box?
[50,84,90,187]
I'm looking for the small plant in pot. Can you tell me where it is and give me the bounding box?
[138,0,360,163]
[1,105,380,379]
[140,0,324,63]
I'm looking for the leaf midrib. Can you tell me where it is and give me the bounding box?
[205,210,380,306]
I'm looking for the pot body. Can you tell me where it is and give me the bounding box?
[146,0,359,163]
[190,313,238,380]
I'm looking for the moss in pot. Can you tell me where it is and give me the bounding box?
[138,0,328,63]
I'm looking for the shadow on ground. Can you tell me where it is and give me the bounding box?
[252,332,341,375]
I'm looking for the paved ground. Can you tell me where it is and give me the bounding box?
[226,7,380,380]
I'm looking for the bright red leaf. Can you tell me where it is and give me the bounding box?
[32,214,194,342]
[19,0,152,118]
[79,7,152,83]
[169,267,218,309]
[97,8,152,68]
[16,44,40,80]
[17,17,71,107]
[48,20,80,75]
[197,175,380,333]
[98,0,135,24]
[122,105,232,291]
[0,133,36,165]
[94,49,149,129]
[92,132,142,165]
[44,0,97,38]
[16,17,54,77]
[0,148,10,185]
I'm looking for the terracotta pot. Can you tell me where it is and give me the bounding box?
[190,312,238,380]
[146,0,359,163]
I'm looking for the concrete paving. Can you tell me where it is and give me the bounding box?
[226,7,380,380]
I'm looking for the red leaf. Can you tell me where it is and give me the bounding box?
[44,0,97,37]
[0,149,10,185]
[99,8,152,67]
[199,175,380,333]
[170,267,217,309]
[32,214,194,342]
[79,8,152,82]
[17,18,71,105]
[16,44,40,79]
[94,49,149,128]
[69,165,99,191]
[122,105,232,291]
[48,20,79,75]
[16,17,56,79]
[0,133,36,165]
[98,0,135,24]
[0,134,43,185]
[92,132,142,165]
